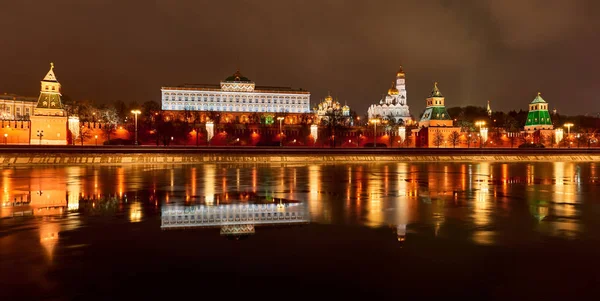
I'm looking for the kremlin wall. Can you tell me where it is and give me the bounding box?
[0,64,575,148]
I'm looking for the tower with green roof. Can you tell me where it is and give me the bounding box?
[418,82,453,127]
[416,82,459,147]
[524,92,553,132]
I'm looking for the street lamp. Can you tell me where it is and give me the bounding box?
[131,110,141,145]
[564,122,574,147]
[277,117,285,147]
[475,121,486,148]
[3,133,7,145]
[370,118,380,147]
[94,135,98,146]
[36,130,44,145]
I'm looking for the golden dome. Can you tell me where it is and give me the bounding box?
[388,82,399,95]
[325,93,333,102]
[396,66,405,78]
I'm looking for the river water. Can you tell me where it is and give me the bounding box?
[1,162,600,300]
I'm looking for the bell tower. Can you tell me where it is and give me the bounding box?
[30,63,68,145]
[395,66,407,105]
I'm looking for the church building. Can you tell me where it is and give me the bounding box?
[367,66,412,124]
[313,93,352,125]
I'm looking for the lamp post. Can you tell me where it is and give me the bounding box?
[564,122,573,148]
[277,117,284,147]
[131,110,141,145]
[475,121,486,148]
[3,133,7,145]
[36,130,44,145]
[370,118,380,147]
[94,135,98,146]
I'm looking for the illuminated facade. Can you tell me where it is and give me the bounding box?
[416,82,460,147]
[313,93,351,124]
[0,94,37,120]
[367,66,411,124]
[161,70,311,116]
[524,92,553,132]
[29,63,68,145]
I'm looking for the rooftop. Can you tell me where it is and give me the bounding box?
[0,93,37,102]
[162,84,309,94]
[530,92,547,104]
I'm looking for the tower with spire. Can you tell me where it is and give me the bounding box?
[487,100,492,117]
[29,63,68,145]
[367,66,412,124]
[418,82,452,128]
[34,62,65,115]
[524,92,553,132]
[415,82,460,147]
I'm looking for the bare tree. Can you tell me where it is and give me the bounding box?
[100,107,119,143]
[79,124,93,146]
[449,131,460,148]
[433,131,444,148]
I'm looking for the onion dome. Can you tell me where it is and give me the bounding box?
[388,82,399,95]
[396,66,405,78]
[324,93,333,102]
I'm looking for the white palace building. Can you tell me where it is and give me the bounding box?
[367,66,412,124]
[161,70,311,114]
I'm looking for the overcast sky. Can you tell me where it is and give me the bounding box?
[0,0,598,116]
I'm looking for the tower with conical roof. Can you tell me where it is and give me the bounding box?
[415,82,460,148]
[29,63,68,145]
[34,62,65,115]
[418,82,452,127]
[524,92,553,132]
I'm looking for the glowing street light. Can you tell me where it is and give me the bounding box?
[94,135,98,146]
[370,118,381,148]
[475,121,486,148]
[564,122,574,136]
[564,122,574,148]
[3,133,7,145]
[277,117,285,147]
[131,110,141,145]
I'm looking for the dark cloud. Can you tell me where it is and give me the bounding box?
[0,0,598,116]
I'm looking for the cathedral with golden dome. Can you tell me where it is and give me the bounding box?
[313,93,351,124]
[367,66,412,124]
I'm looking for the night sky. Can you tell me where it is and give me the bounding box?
[1,0,598,116]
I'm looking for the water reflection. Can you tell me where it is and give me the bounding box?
[161,198,309,238]
[0,161,598,250]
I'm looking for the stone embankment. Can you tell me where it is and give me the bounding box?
[2,150,600,166]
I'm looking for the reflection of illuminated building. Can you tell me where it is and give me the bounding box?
[204,164,216,204]
[39,222,60,262]
[472,162,494,245]
[366,165,384,227]
[307,165,325,221]
[130,202,142,222]
[396,224,406,242]
[161,201,309,237]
